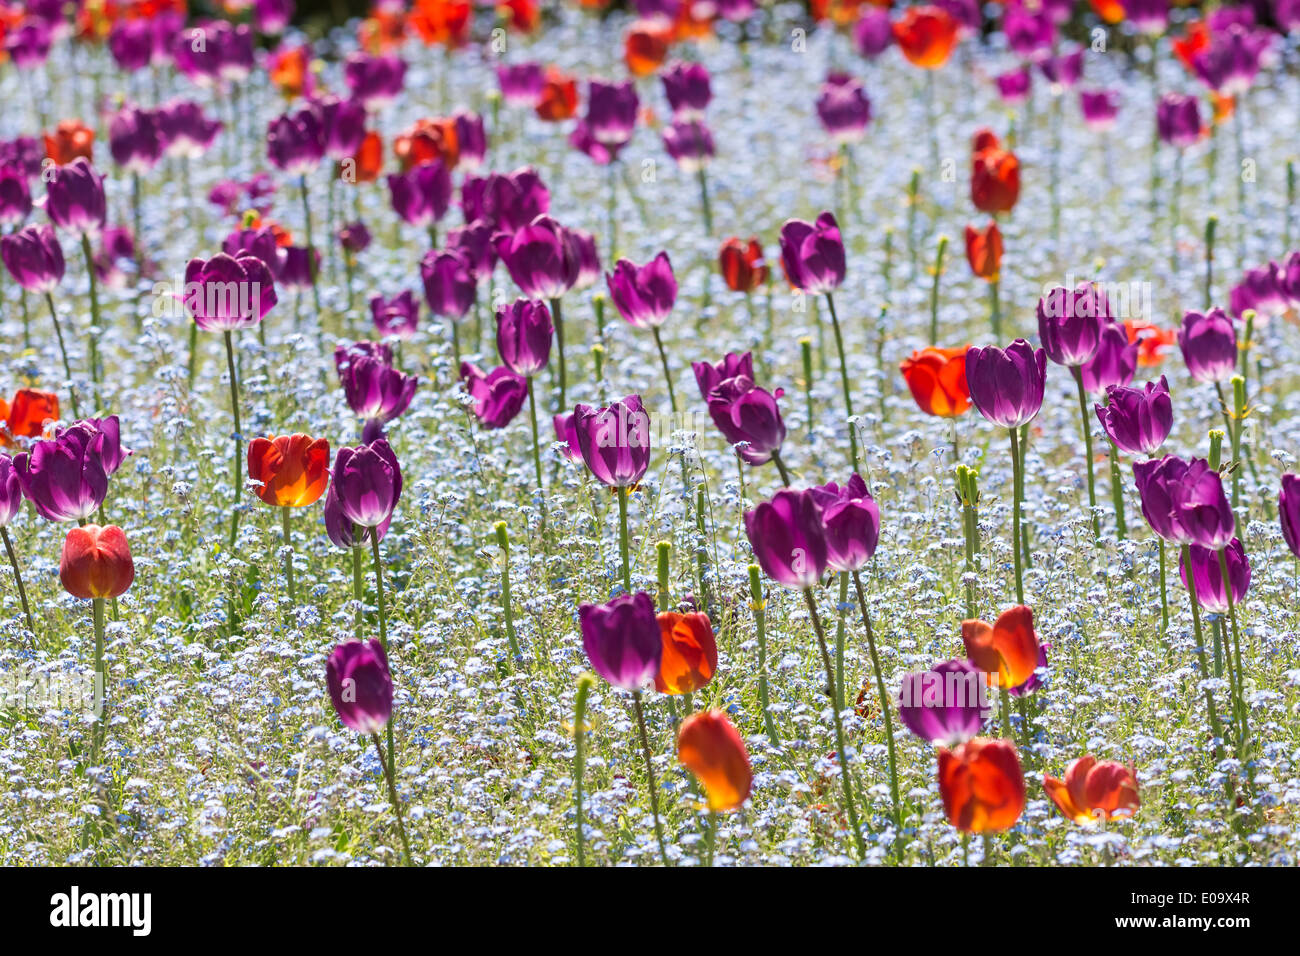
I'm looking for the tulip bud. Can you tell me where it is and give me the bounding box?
[60,524,134,599]
[677,709,753,812]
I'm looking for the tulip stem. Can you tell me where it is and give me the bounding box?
[351,538,364,631]
[91,596,106,762]
[989,278,1001,340]
[771,450,792,488]
[696,166,713,236]
[280,506,296,602]
[632,691,671,866]
[1072,367,1100,539]
[801,587,865,859]
[1,527,34,638]
[1107,442,1127,541]
[573,673,593,866]
[526,377,545,494]
[1216,547,1250,754]
[833,572,848,713]
[617,485,631,593]
[1181,545,1229,773]
[369,532,396,783]
[494,522,521,659]
[78,235,102,409]
[851,570,902,841]
[927,235,947,346]
[704,810,717,867]
[185,320,199,393]
[224,330,242,549]
[43,293,82,420]
[370,732,413,866]
[299,175,322,315]
[549,297,567,414]
[1158,538,1169,632]
[652,327,678,414]
[1008,428,1025,605]
[748,566,781,746]
[823,292,858,467]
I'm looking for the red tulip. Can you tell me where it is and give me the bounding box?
[1043,755,1140,826]
[718,237,769,293]
[964,222,1003,281]
[677,709,752,812]
[961,605,1040,690]
[937,737,1026,833]
[971,145,1021,215]
[248,434,330,508]
[654,611,717,694]
[60,524,134,600]
[899,346,971,417]
[892,6,959,69]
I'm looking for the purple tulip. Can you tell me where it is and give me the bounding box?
[336,345,418,434]
[0,136,42,178]
[109,105,163,174]
[387,162,452,228]
[221,226,279,274]
[606,253,677,329]
[266,105,326,174]
[1280,473,1300,560]
[586,79,639,146]
[1192,25,1268,96]
[4,17,52,69]
[1037,283,1109,367]
[995,68,1031,105]
[1135,455,1234,548]
[570,121,627,167]
[1178,308,1237,383]
[1229,262,1289,320]
[108,18,154,71]
[344,52,407,110]
[275,246,319,291]
[809,473,880,572]
[0,167,32,227]
[494,216,580,300]
[1125,0,1169,33]
[497,62,544,107]
[454,111,488,171]
[446,220,496,278]
[662,120,716,172]
[157,100,222,159]
[1179,538,1250,614]
[553,412,582,462]
[853,9,894,59]
[326,639,393,734]
[461,168,550,234]
[1,224,64,292]
[370,291,420,339]
[1279,252,1300,310]
[217,22,255,83]
[330,440,402,531]
[1080,89,1120,131]
[338,220,372,256]
[662,61,711,120]
[12,427,111,522]
[420,248,476,320]
[94,227,136,288]
[46,159,107,237]
[1133,454,1189,543]
[1095,376,1173,457]
[318,96,368,161]
[254,0,295,35]
[1078,321,1138,393]
[496,299,553,377]
[579,592,662,692]
[965,339,1048,429]
[182,252,277,331]
[0,456,22,528]
[744,488,828,589]
[1039,47,1084,88]
[779,212,846,295]
[569,228,601,291]
[692,351,754,401]
[706,375,787,466]
[1156,94,1202,148]
[898,659,986,745]
[460,362,528,429]
[573,395,652,488]
[1004,3,1055,57]
[816,73,872,144]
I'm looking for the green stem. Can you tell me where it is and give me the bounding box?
[705,810,717,867]
[927,235,948,346]
[92,596,106,761]
[696,165,713,236]
[224,330,242,548]
[1107,442,1126,540]
[1216,547,1249,754]
[371,732,413,866]
[617,484,631,593]
[573,674,593,866]
[802,587,864,859]
[1158,538,1169,632]
[370,532,396,783]
[550,297,567,413]
[989,278,1001,339]
[823,292,857,467]
[1,526,34,637]
[78,234,102,409]
[44,293,82,419]
[495,522,521,658]
[652,327,678,414]
[748,566,781,746]
[280,505,295,602]
[300,175,322,315]
[633,691,671,866]
[1072,367,1100,538]
[1182,545,1228,770]
[1009,428,1025,605]
[851,570,902,837]
[833,572,848,713]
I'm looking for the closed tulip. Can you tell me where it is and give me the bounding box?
[1095,377,1173,457]
[108,105,163,173]
[46,158,107,237]
[744,488,828,589]
[1280,473,1300,559]
[937,737,1026,833]
[585,79,639,146]
[0,167,32,227]
[971,144,1020,215]
[330,440,402,531]
[1078,322,1138,393]
[0,389,59,447]
[898,659,987,745]
[494,215,580,300]
[247,434,330,508]
[705,375,787,466]
[43,119,95,166]
[718,238,768,293]
[579,591,662,691]
[326,639,393,734]
[654,611,717,694]
[1037,283,1109,368]
[387,161,452,228]
[961,604,1041,690]
[1178,537,1250,613]
[964,222,1002,281]
[59,524,134,599]
[335,345,418,440]
[370,290,420,339]
[779,212,845,294]
[1156,93,1202,148]
[266,105,326,174]
[964,339,1046,429]
[692,352,754,401]
[892,5,959,68]
[573,395,651,488]
[461,167,550,234]
[606,253,677,329]
[815,73,872,143]
[496,298,553,377]
[1043,755,1139,825]
[420,248,476,321]
[661,61,712,120]
[900,346,972,417]
[809,473,880,572]
[183,252,278,331]
[1178,308,1237,384]
[678,710,753,812]
[460,362,529,429]
[1,223,65,292]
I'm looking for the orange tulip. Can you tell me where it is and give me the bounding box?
[971,128,1001,155]
[498,0,539,32]
[971,146,1020,215]
[677,709,752,812]
[394,117,459,171]
[269,45,312,98]
[348,130,384,184]
[60,524,135,600]
[670,1,714,42]
[410,0,472,48]
[937,737,1025,833]
[899,347,971,418]
[1211,92,1235,126]
[1172,21,1210,74]
[892,6,958,70]
[44,119,95,165]
[247,434,330,508]
[718,237,769,293]
[1088,0,1125,23]
[964,222,1003,281]
[811,0,870,26]
[1124,320,1176,367]
[654,612,717,695]
[624,19,672,78]
[961,604,1040,689]
[1043,755,1140,826]
[535,68,579,122]
[358,11,408,54]
[0,389,59,446]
